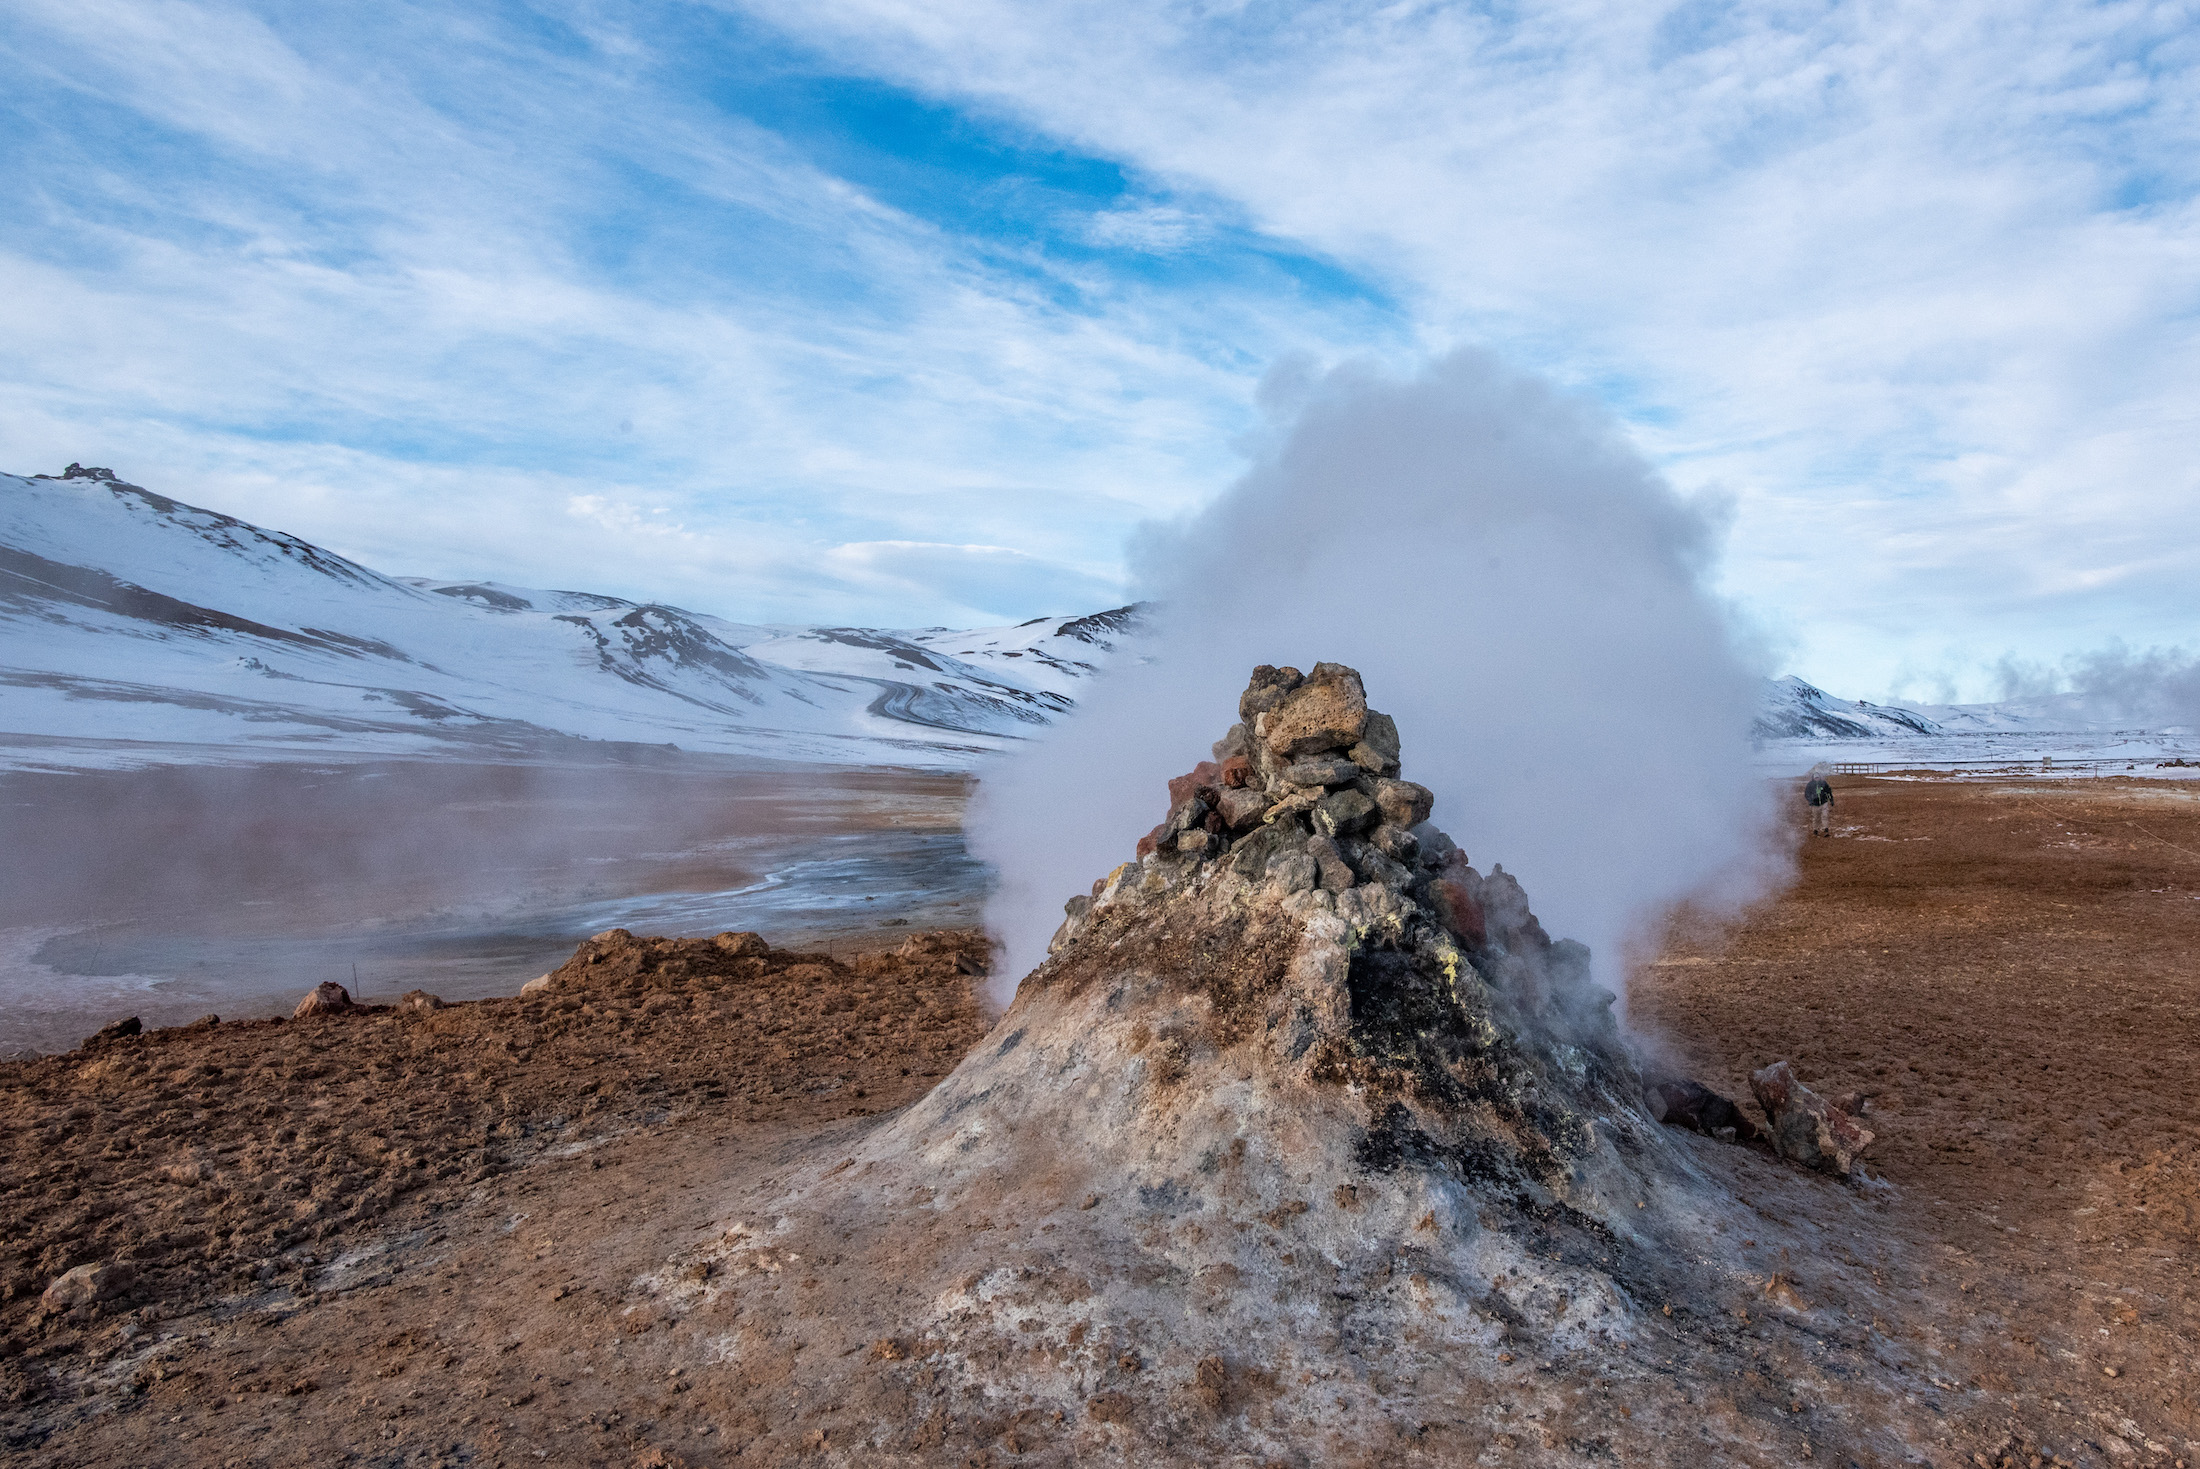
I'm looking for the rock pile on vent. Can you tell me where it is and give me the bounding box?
[640,663,1858,1464]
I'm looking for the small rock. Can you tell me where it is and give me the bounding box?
[1749,1061,1874,1175]
[1216,785,1273,832]
[83,1016,142,1047]
[1218,754,1254,788]
[1368,822,1420,865]
[1422,878,1485,945]
[1263,662,1370,758]
[1311,787,1377,838]
[1179,828,1214,857]
[397,990,443,1011]
[1167,761,1223,807]
[1266,851,1317,895]
[1305,835,1356,892]
[1063,894,1093,920]
[1348,711,1403,774]
[712,931,771,956]
[293,982,353,1018]
[1211,722,1252,763]
[518,974,554,998]
[1644,1079,1759,1143]
[1281,756,1361,788]
[41,1260,133,1314]
[1238,665,1304,721]
[1347,842,1413,889]
[1373,778,1436,829]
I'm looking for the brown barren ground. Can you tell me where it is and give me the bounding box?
[1635,775,2200,1467]
[0,775,2194,1467]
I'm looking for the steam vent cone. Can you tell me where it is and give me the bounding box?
[651,664,1852,1464]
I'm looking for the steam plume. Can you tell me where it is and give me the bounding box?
[970,348,1783,1005]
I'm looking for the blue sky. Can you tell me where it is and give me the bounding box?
[3,0,2197,699]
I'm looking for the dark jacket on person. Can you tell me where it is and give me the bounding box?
[1804,777,1833,806]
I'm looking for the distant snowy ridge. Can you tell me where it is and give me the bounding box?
[1754,673,2195,743]
[1752,676,1944,741]
[0,467,1140,770]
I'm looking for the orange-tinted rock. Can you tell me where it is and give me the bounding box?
[1261,662,1368,758]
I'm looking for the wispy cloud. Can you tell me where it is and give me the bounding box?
[732,0,2200,696]
[0,1,1389,623]
[4,0,2196,690]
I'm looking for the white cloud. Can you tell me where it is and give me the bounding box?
[729,0,2200,697]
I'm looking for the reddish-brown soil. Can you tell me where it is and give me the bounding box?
[2,775,2195,1468]
[1634,775,2200,1468]
[0,928,991,1467]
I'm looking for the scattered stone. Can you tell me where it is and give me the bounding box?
[397,990,444,1011]
[1644,1079,1759,1143]
[41,1260,133,1314]
[1219,754,1254,788]
[712,931,771,957]
[1749,1061,1874,1175]
[519,974,555,998]
[294,982,354,1018]
[1260,661,1369,758]
[83,1016,141,1047]
[1180,829,1214,857]
[1212,722,1252,763]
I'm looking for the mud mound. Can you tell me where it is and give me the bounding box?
[641,666,1937,1465]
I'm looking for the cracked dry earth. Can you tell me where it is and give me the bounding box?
[1,775,2194,1469]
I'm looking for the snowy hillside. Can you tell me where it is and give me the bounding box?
[1752,676,1944,740]
[0,466,1139,770]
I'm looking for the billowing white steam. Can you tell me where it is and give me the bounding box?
[970,348,1784,1007]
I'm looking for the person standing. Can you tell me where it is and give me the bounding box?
[1804,768,1835,837]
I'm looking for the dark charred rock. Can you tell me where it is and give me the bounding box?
[1312,787,1378,838]
[1305,834,1356,892]
[1644,1079,1759,1143]
[1237,665,1303,721]
[1281,756,1361,788]
[82,1016,141,1048]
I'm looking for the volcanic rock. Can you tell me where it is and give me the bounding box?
[1311,786,1377,837]
[1349,709,1402,774]
[1280,756,1361,788]
[41,1260,132,1314]
[1645,1078,1760,1143]
[1236,664,1302,720]
[293,982,353,1018]
[1749,1059,1874,1175]
[82,1016,141,1047]
[1258,660,1368,757]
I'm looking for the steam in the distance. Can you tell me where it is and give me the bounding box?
[970,347,1786,1008]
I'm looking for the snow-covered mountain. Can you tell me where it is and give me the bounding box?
[0,466,1140,770]
[1751,675,1945,740]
